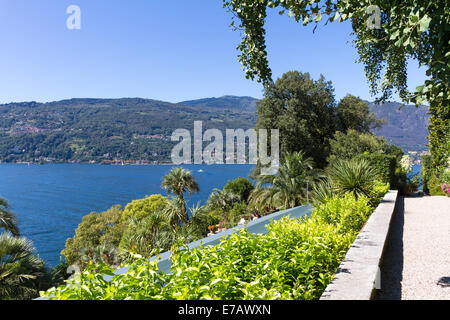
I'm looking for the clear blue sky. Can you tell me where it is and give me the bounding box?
[0,0,426,104]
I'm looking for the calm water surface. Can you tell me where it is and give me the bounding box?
[0,164,254,266]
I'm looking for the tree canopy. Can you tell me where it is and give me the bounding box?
[255,71,383,168]
[328,129,391,162]
[61,205,125,266]
[223,0,449,170]
[256,71,336,168]
[336,95,383,133]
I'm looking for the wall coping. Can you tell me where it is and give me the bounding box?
[320,190,399,300]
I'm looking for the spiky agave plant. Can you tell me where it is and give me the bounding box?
[326,158,378,199]
[311,179,335,205]
[0,233,47,300]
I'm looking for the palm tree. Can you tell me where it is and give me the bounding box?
[250,151,320,210]
[0,198,19,236]
[326,158,378,199]
[162,197,185,229]
[119,211,170,260]
[206,188,240,212]
[0,233,47,300]
[161,167,199,224]
[205,188,241,224]
[187,203,217,240]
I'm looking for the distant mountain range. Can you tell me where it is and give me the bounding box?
[367,101,430,153]
[0,96,429,163]
[180,96,430,153]
[179,96,258,112]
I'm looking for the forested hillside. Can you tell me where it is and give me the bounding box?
[368,102,430,152]
[0,98,256,163]
[0,96,429,163]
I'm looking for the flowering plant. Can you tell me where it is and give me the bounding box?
[440,184,450,196]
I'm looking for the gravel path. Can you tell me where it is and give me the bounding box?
[376,195,450,300]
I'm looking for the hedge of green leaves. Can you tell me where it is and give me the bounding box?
[355,154,398,187]
[421,154,433,194]
[41,192,386,300]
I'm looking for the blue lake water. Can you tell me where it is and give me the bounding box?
[410,164,422,189]
[0,164,254,266]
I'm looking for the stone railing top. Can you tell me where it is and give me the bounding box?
[320,190,399,300]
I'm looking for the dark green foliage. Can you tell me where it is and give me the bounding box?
[256,71,336,168]
[422,152,450,195]
[187,206,221,240]
[223,177,254,203]
[354,153,397,187]
[41,189,388,300]
[0,233,50,300]
[428,102,450,172]
[336,95,383,133]
[48,258,70,288]
[421,154,433,194]
[328,130,391,162]
[0,198,19,236]
[228,202,250,225]
[0,98,257,163]
[325,159,379,199]
[61,205,125,266]
[251,151,319,211]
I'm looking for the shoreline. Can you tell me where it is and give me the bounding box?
[0,162,255,166]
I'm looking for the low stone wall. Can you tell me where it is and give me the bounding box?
[320,190,399,300]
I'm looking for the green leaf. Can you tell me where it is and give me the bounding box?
[416,85,425,93]
[314,13,322,22]
[333,12,340,22]
[419,16,432,33]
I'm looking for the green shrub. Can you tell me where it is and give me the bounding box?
[354,153,397,186]
[41,188,386,300]
[61,205,125,266]
[428,175,446,196]
[223,177,255,203]
[311,193,372,234]
[328,130,390,162]
[121,195,168,222]
[370,180,390,207]
[228,202,250,226]
[42,217,355,300]
[422,154,433,193]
